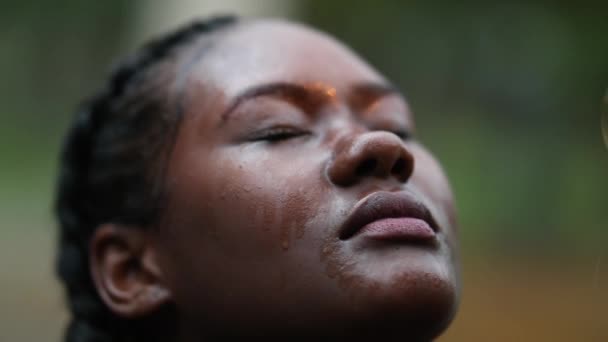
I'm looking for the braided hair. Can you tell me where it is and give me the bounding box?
[54,16,238,342]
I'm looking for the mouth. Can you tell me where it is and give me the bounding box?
[339,191,439,241]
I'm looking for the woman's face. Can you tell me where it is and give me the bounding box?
[155,20,459,339]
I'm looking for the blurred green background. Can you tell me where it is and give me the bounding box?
[1,1,606,340]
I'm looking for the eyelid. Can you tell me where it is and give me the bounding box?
[392,129,413,141]
[363,108,413,141]
[247,125,311,142]
[368,125,413,141]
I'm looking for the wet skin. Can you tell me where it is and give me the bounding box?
[151,20,460,339]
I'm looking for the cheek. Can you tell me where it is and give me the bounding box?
[166,145,327,254]
[156,147,329,325]
[223,147,328,242]
[409,144,458,230]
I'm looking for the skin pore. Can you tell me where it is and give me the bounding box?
[90,19,460,340]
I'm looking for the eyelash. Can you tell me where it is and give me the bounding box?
[249,126,410,143]
[250,126,311,142]
[391,129,412,141]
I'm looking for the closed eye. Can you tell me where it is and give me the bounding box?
[379,128,413,141]
[249,126,311,143]
[392,130,412,141]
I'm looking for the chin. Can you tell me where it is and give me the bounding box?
[369,271,458,340]
[317,232,460,339]
[302,274,457,340]
[335,252,459,340]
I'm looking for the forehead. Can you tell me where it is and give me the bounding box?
[180,20,387,98]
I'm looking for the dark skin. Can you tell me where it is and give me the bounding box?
[90,19,460,340]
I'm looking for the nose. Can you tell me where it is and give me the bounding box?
[327,131,414,187]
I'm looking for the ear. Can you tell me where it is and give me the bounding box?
[89,223,171,318]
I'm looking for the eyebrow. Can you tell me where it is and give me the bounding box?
[218,81,400,126]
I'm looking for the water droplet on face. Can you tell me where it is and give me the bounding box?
[295,221,305,239]
[279,208,289,250]
[326,262,338,278]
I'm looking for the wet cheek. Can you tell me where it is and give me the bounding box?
[210,150,326,250]
[410,147,458,229]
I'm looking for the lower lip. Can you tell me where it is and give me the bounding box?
[358,217,436,241]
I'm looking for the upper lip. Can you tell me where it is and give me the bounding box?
[339,191,439,240]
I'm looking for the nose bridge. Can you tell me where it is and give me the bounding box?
[327,130,414,187]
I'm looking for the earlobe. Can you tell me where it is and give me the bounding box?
[89,224,172,318]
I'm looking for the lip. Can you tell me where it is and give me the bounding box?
[339,191,439,241]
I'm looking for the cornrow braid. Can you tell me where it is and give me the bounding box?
[55,15,238,342]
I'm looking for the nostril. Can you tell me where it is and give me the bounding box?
[391,158,406,175]
[355,158,377,177]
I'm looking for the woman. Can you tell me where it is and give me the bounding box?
[55,15,460,341]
